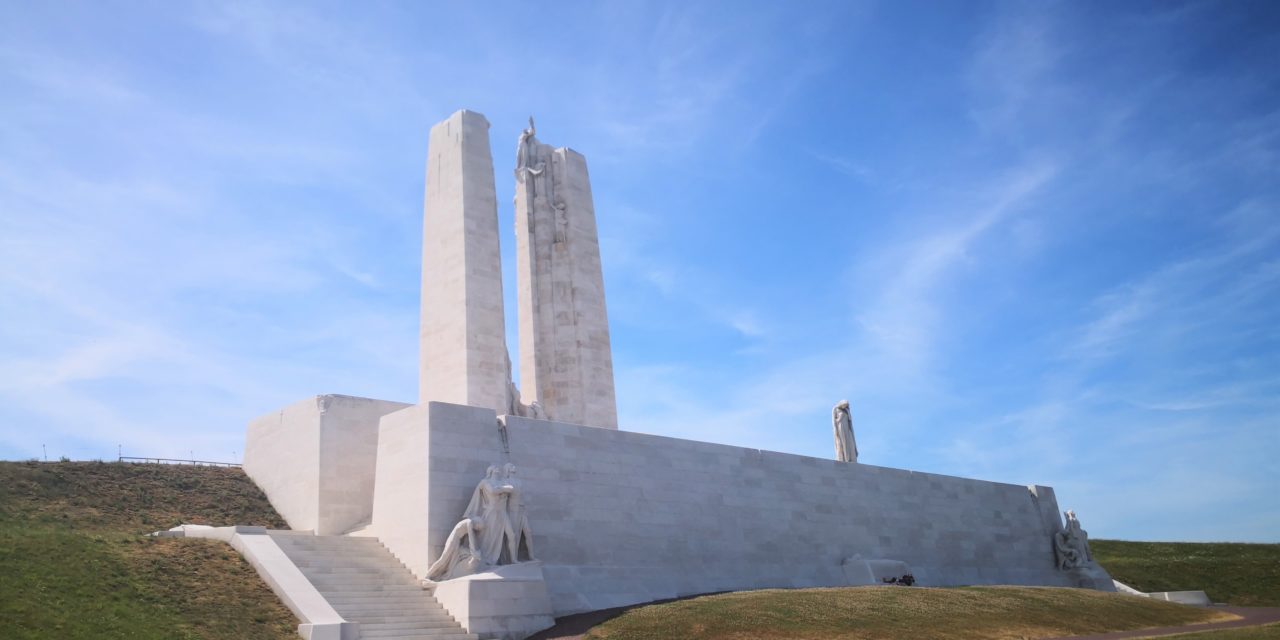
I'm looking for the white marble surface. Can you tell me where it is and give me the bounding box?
[365,403,433,577]
[514,125,618,429]
[379,401,1081,617]
[432,562,555,640]
[244,394,408,535]
[421,109,511,414]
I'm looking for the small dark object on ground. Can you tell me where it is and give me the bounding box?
[882,574,915,586]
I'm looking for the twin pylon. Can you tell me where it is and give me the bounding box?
[419,110,618,429]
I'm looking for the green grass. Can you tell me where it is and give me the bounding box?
[583,585,1237,640]
[0,460,296,639]
[1094,539,1280,607]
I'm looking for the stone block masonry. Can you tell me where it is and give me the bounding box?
[420,109,511,414]
[372,402,1075,617]
[514,122,618,428]
[244,394,409,536]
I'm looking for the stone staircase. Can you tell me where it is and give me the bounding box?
[270,532,478,640]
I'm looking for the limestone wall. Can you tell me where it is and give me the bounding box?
[366,404,433,575]
[514,139,618,429]
[420,109,510,413]
[379,402,1073,616]
[245,396,322,531]
[245,394,409,535]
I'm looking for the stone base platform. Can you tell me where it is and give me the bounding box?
[430,562,556,640]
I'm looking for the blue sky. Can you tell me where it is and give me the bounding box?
[2,1,1277,542]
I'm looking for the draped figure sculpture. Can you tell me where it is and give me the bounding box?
[504,463,536,562]
[426,463,536,582]
[426,465,512,581]
[832,400,858,463]
[1054,509,1094,570]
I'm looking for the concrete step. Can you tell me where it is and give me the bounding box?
[308,581,422,591]
[305,583,424,593]
[269,534,474,638]
[292,554,405,564]
[330,601,449,614]
[343,613,459,624]
[355,632,481,637]
[281,543,398,553]
[278,542,392,554]
[304,578,419,586]
[299,565,410,574]
[303,573,420,584]
[329,599,447,612]
[350,611,465,627]
[359,627,476,638]
[294,559,408,570]
[277,543,389,552]
[326,593,443,605]
[289,552,406,564]
[360,618,461,631]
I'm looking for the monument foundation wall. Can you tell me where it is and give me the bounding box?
[245,394,409,535]
[374,402,1074,616]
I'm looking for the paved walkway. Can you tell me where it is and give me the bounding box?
[530,606,1280,640]
[1050,607,1280,639]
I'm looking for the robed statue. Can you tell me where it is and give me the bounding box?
[425,463,536,582]
[1054,509,1094,570]
[833,400,858,463]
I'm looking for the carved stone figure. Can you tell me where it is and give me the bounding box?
[528,401,547,420]
[426,463,538,581]
[426,465,515,581]
[467,465,514,565]
[516,116,541,177]
[503,463,536,562]
[1065,510,1093,562]
[425,517,481,581]
[502,351,545,420]
[1053,528,1082,570]
[832,400,858,463]
[1054,509,1094,570]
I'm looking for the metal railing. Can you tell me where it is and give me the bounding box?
[118,456,241,468]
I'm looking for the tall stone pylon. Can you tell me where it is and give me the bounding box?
[420,110,510,413]
[514,118,619,428]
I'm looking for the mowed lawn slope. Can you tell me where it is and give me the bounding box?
[1093,539,1280,607]
[582,586,1237,640]
[0,460,296,640]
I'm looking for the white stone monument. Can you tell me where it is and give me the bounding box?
[239,107,1115,640]
[420,110,512,414]
[514,118,619,429]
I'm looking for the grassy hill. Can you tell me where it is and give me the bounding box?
[1093,539,1280,607]
[0,460,296,640]
[581,586,1237,640]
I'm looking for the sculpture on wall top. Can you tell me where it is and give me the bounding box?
[516,117,542,178]
[1054,509,1094,570]
[832,400,858,463]
[514,115,569,243]
[426,463,536,582]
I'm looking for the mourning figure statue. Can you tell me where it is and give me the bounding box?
[1054,509,1094,570]
[504,463,536,562]
[425,463,536,582]
[832,400,858,463]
